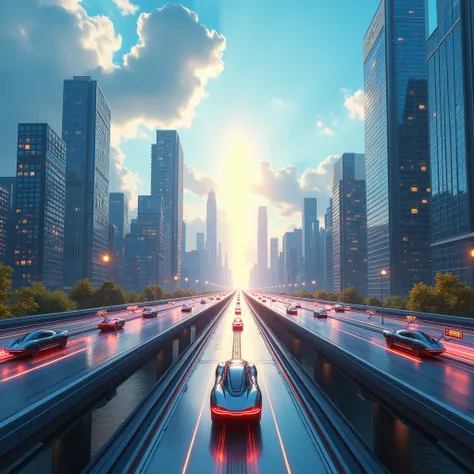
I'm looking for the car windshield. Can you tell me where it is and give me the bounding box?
[227,365,246,393]
[235,318,241,323]
[102,317,112,323]
[419,332,436,343]
[16,331,40,343]
[144,308,153,312]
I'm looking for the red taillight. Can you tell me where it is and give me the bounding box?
[211,407,261,417]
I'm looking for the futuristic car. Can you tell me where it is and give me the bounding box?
[382,329,445,357]
[201,299,206,304]
[210,359,262,423]
[6,329,68,358]
[287,306,298,315]
[314,309,328,319]
[232,317,244,330]
[98,317,125,331]
[334,304,345,313]
[142,307,158,318]
[235,307,242,315]
[295,303,302,308]
[182,303,192,312]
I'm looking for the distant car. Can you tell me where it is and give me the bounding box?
[295,303,302,308]
[6,329,68,358]
[334,304,345,313]
[262,299,267,303]
[201,299,206,304]
[210,297,215,301]
[382,329,445,357]
[216,297,221,301]
[142,307,158,318]
[182,303,192,312]
[98,317,125,331]
[210,359,262,423]
[235,307,242,315]
[232,318,244,330]
[271,298,276,302]
[314,309,328,319]
[286,306,297,315]
[257,297,261,300]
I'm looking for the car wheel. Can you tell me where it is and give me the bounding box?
[385,337,394,348]
[29,345,40,358]
[412,345,422,357]
[59,337,67,349]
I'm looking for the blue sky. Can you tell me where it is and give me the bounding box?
[0,0,381,284]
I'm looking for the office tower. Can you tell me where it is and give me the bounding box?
[151,130,184,283]
[63,76,111,288]
[283,228,303,289]
[249,262,258,289]
[324,202,334,292]
[257,206,268,287]
[0,177,16,266]
[0,185,9,265]
[107,224,117,281]
[206,190,217,277]
[303,198,317,283]
[124,196,165,292]
[332,154,367,296]
[196,232,205,252]
[427,1,474,285]
[13,124,66,289]
[109,192,129,286]
[278,251,284,288]
[270,237,279,286]
[364,1,431,298]
[183,250,200,285]
[182,220,186,258]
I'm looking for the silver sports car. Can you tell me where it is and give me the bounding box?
[6,329,68,358]
[382,329,445,357]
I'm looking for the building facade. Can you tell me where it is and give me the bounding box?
[270,237,279,286]
[282,228,303,288]
[206,190,217,279]
[303,198,318,283]
[63,76,111,288]
[151,130,184,285]
[257,206,268,287]
[332,153,368,296]
[427,0,474,286]
[0,177,16,267]
[324,201,334,292]
[364,0,432,298]
[0,185,9,265]
[109,192,129,286]
[13,124,66,289]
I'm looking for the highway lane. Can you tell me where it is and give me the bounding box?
[251,295,474,422]
[0,298,218,424]
[139,294,335,474]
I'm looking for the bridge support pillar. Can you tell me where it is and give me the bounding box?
[53,413,91,474]
[172,338,179,363]
[156,342,174,380]
[313,356,333,396]
[373,403,411,473]
[290,336,301,362]
[179,328,191,354]
[190,325,196,343]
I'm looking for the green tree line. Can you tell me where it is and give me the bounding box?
[284,272,474,317]
[0,265,199,320]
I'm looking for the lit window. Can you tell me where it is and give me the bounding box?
[422,199,428,204]
[421,166,427,171]
[29,171,35,176]
[411,209,418,214]
[418,104,425,110]
[25,144,30,150]
[411,187,418,192]
[403,237,408,241]
[408,9,415,14]
[407,116,414,120]
[398,37,404,41]
[433,112,437,117]
[427,187,431,192]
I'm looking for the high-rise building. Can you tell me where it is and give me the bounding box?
[257,206,268,287]
[0,177,16,267]
[270,237,279,286]
[427,0,474,286]
[124,196,165,292]
[13,123,66,289]
[196,232,205,252]
[63,76,111,288]
[332,153,367,296]
[206,190,217,277]
[364,0,432,298]
[324,201,334,292]
[107,224,118,281]
[282,228,303,289]
[0,185,9,265]
[151,130,184,284]
[303,198,317,283]
[109,192,129,286]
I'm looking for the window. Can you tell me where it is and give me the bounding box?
[422,199,428,204]
[403,237,408,241]
[421,166,427,171]
[411,187,418,192]
[411,209,418,214]
[418,104,425,110]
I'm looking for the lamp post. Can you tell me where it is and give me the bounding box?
[469,250,474,288]
[312,280,316,292]
[380,269,387,325]
[184,277,188,289]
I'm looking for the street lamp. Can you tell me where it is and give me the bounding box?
[312,280,316,292]
[102,254,110,263]
[380,269,387,325]
[302,282,306,287]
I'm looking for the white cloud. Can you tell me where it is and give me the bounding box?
[316,120,323,128]
[316,120,334,136]
[343,88,365,120]
[113,0,139,16]
[183,164,217,197]
[272,98,284,107]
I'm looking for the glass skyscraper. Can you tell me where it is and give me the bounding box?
[0,177,16,267]
[151,130,184,285]
[257,206,268,287]
[13,124,66,289]
[0,185,9,265]
[331,153,367,296]
[427,0,474,285]
[62,76,111,288]
[303,198,318,283]
[109,192,129,286]
[364,0,432,298]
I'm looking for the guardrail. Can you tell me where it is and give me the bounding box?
[271,293,474,329]
[0,294,220,331]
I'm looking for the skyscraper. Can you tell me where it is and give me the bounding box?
[151,130,184,284]
[0,177,16,267]
[206,190,217,276]
[427,0,474,286]
[364,0,432,298]
[283,229,303,288]
[109,192,129,286]
[324,201,334,292]
[257,206,268,287]
[332,153,367,296]
[196,232,205,252]
[0,185,9,265]
[270,237,279,286]
[63,76,111,288]
[303,198,317,283]
[13,123,66,289]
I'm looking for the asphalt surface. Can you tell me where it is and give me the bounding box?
[0,297,219,424]
[257,295,474,423]
[138,293,334,474]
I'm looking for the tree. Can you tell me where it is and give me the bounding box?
[30,283,76,314]
[0,265,13,307]
[326,292,340,302]
[315,291,329,300]
[124,291,141,303]
[384,296,408,310]
[407,282,438,313]
[69,279,97,309]
[142,285,166,302]
[0,304,12,319]
[433,272,474,317]
[365,297,381,307]
[340,287,364,304]
[9,287,38,317]
[294,290,313,299]
[95,281,126,307]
